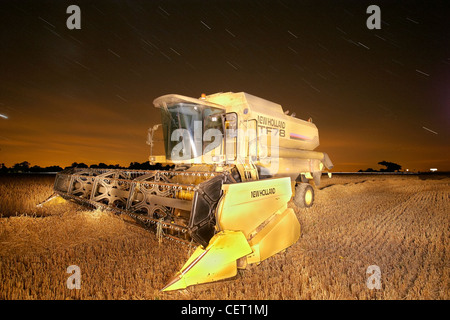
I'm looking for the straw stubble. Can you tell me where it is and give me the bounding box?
[0,174,448,299]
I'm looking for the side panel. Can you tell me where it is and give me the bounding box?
[247,207,300,264]
[258,157,324,180]
[217,177,292,238]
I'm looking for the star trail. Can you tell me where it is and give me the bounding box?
[0,0,448,171]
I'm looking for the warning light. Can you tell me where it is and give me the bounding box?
[200,93,206,100]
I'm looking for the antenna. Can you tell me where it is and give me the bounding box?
[147,124,162,156]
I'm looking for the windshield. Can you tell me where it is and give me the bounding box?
[160,103,224,160]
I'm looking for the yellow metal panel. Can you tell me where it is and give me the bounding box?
[247,208,300,264]
[161,230,252,291]
[217,177,292,238]
[36,194,67,208]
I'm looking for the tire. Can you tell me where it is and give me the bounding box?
[293,183,314,208]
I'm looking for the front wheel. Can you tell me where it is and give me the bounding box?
[293,183,314,208]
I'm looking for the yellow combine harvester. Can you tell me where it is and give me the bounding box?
[51,92,333,291]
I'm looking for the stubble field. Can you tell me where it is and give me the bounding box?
[0,173,448,300]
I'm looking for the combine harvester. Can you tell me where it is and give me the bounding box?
[50,92,333,291]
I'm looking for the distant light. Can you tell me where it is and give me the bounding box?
[0,114,8,119]
[430,168,438,172]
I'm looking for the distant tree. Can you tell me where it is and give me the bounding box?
[139,161,153,170]
[30,165,43,172]
[128,161,141,169]
[90,163,105,168]
[71,162,88,168]
[153,162,163,170]
[127,161,172,170]
[378,161,402,172]
[13,161,30,172]
[44,165,63,172]
[358,168,376,172]
[0,163,8,174]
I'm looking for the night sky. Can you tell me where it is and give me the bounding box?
[0,0,449,172]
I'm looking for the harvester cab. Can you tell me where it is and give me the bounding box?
[51,92,333,291]
[151,94,258,178]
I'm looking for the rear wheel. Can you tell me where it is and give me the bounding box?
[293,183,314,208]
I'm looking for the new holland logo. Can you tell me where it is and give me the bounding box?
[250,188,276,198]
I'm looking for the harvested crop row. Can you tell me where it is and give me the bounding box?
[0,174,448,299]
